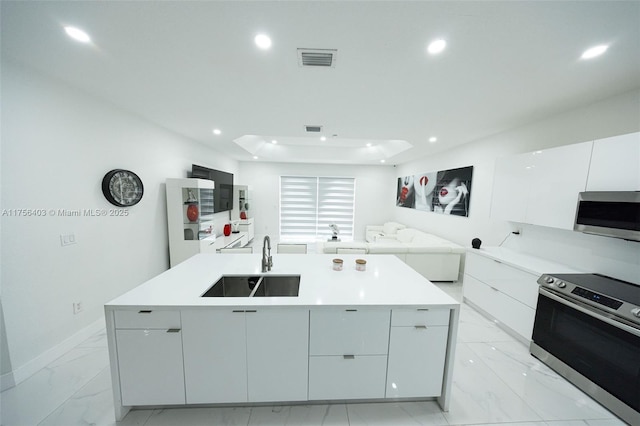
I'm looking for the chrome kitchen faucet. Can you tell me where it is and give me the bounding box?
[261,235,273,272]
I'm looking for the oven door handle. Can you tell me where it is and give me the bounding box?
[539,287,640,338]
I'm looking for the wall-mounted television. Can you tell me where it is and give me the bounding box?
[191,164,234,212]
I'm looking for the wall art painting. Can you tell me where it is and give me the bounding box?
[396,166,473,217]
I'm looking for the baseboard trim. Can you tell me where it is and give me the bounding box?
[0,370,16,392]
[3,317,105,391]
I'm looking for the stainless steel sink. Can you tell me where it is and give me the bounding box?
[201,275,300,297]
[252,275,300,297]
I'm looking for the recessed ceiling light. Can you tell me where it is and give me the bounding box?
[366,143,372,147]
[253,156,259,160]
[581,44,608,59]
[271,140,278,144]
[380,159,386,163]
[320,136,327,141]
[429,136,437,143]
[64,26,91,43]
[213,129,221,135]
[427,39,446,55]
[255,34,272,50]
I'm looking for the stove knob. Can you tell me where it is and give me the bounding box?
[632,308,640,318]
[556,281,566,288]
[544,276,554,284]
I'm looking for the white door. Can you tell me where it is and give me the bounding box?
[181,310,248,403]
[116,329,186,405]
[386,325,448,398]
[246,310,309,402]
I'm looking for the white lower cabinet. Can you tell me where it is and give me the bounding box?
[181,309,309,404]
[463,251,539,341]
[463,274,535,340]
[386,309,450,398]
[181,310,247,403]
[112,305,453,409]
[309,355,388,400]
[115,327,185,405]
[308,309,390,400]
[246,310,309,402]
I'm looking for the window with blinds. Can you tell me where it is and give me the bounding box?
[280,176,355,242]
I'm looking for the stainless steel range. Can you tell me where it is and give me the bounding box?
[530,273,640,425]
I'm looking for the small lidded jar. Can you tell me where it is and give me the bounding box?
[332,258,343,271]
[355,259,367,271]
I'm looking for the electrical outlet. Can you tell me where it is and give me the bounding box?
[60,233,76,246]
[73,302,83,314]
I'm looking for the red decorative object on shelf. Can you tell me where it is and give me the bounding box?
[186,204,199,222]
[223,223,231,236]
[240,211,247,220]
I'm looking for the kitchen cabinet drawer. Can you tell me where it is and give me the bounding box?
[466,253,538,308]
[309,309,390,355]
[391,308,450,327]
[114,309,181,329]
[308,355,387,400]
[464,274,535,340]
[386,325,448,398]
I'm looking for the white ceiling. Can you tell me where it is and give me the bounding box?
[2,1,639,165]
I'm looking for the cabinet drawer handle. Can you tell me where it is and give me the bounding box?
[490,286,500,292]
[345,309,357,312]
[343,355,355,359]
[417,308,429,311]
[414,325,428,329]
[138,310,152,314]
[232,310,244,313]
[166,329,181,333]
[493,259,502,264]
[245,310,257,313]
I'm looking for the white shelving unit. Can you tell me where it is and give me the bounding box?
[234,184,254,242]
[166,178,216,267]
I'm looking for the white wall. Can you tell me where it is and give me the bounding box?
[237,162,396,243]
[0,63,239,384]
[396,89,640,283]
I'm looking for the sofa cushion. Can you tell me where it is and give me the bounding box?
[396,228,417,243]
[367,242,408,254]
[406,243,452,253]
[383,221,405,235]
[321,241,368,254]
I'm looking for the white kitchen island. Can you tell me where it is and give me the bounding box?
[105,253,460,421]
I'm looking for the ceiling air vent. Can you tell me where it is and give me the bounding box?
[297,48,337,67]
[305,125,323,133]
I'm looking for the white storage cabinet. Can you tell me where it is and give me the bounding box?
[586,132,640,191]
[308,309,390,400]
[166,178,216,267]
[386,308,450,398]
[463,251,539,342]
[181,309,309,403]
[113,310,185,405]
[491,141,592,230]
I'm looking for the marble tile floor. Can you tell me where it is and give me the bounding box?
[0,283,628,426]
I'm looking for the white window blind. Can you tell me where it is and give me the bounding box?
[280,176,355,242]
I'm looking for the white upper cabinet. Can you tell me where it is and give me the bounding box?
[491,141,592,230]
[586,132,640,191]
[524,141,592,229]
[491,151,533,223]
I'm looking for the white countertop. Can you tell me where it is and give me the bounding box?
[105,254,459,309]
[467,247,585,276]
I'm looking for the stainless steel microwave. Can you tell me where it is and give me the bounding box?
[574,191,640,242]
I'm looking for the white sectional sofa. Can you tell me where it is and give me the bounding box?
[319,225,464,281]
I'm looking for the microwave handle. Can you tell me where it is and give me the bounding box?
[539,287,640,338]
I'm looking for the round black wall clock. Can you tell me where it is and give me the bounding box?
[101,169,144,207]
